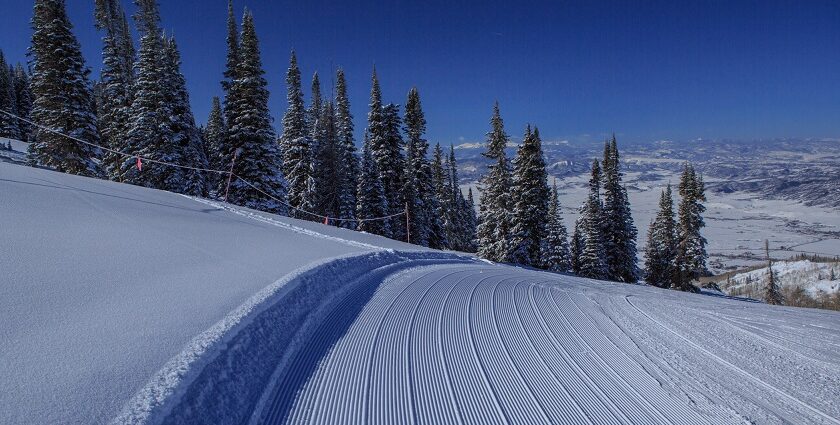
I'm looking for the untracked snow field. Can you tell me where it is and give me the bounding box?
[2,159,840,425]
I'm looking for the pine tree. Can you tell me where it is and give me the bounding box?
[28,0,101,176]
[160,35,206,195]
[570,220,584,274]
[334,68,358,228]
[509,126,551,267]
[120,0,167,184]
[314,100,341,220]
[204,96,226,187]
[577,160,608,279]
[644,184,677,287]
[95,0,135,179]
[764,240,784,305]
[357,133,389,236]
[401,87,434,246]
[218,10,286,212]
[13,63,33,141]
[543,181,571,272]
[462,188,478,252]
[308,72,323,147]
[0,52,21,139]
[443,145,463,249]
[673,163,707,291]
[477,102,513,262]
[382,102,405,238]
[431,143,452,249]
[281,51,316,219]
[222,0,239,102]
[601,136,638,282]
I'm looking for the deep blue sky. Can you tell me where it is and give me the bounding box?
[1,0,839,145]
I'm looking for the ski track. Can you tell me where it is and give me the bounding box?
[242,264,840,425]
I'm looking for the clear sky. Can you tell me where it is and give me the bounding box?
[1,0,839,145]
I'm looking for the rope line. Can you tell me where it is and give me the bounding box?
[0,109,404,224]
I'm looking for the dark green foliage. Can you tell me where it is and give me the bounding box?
[28,0,101,176]
[477,103,513,262]
[509,126,550,267]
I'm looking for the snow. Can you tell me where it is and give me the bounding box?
[3,161,840,424]
[0,161,422,424]
[724,260,840,297]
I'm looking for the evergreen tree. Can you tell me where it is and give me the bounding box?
[221,0,239,101]
[13,63,33,141]
[764,240,784,305]
[443,145,463,249]
[431,143,452,249]
[160,35,206,195]
[381,102,405,238]
[28,0,101,176]
[673,163,707,291]
[357,133,389,236]
[543,181,571,272]
[334,68,358,228]
[120,0,167,184]
[476,102,513,262]
[204,96,226,187]
[218,10,286,212]
[281,51,316,218]
[401,88,435,246]
[0,52,20,139]
[509,126,551,267]
[463,188,478,252]
[644,184,677,287]
[601,136,638,282]
[308,72,323,145]
[577,160,608,279]
[570,220,584,274]
[314,100,341,220]
[95,0,135,179]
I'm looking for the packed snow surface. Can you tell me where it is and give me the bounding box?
[0,161,421,424]
[3,161,840,424]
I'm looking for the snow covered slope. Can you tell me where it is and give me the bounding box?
[0,161,431,424]
[722,260,840,298]
[3,161,840,425]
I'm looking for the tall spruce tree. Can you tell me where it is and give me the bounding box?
[401,88,434,246]
[161,35,206,195]
[570,220,584,274]
[0,52,20,139]
[357,132,389,236]
[334,68,358,228]
[382,102,405,238]
[219,10,286,212]
[477,102,513,262]
[431,143,452,249]
[463,188,478,252]
[12,63,32,141]
[28,0,101,176]
[543,181,571,272]
[314,100,341,220]
[509,126,551,267]
[281,51,316,219]
[95,0,135,179]
[764,239,784,305]
[577,160,608,279]
[601,136,638,282]
[204,96,226,186]
[120,0,167,185]
[644,184,677,287]
[674,163,707,291]
[443,145,462,249]
[222,0,239,103]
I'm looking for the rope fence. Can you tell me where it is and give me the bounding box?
[0,109,409,228]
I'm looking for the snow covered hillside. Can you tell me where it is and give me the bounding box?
[3,160,840,425]
[722,260,840,299]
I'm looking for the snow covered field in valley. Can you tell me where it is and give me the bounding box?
[3,159,840,424]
